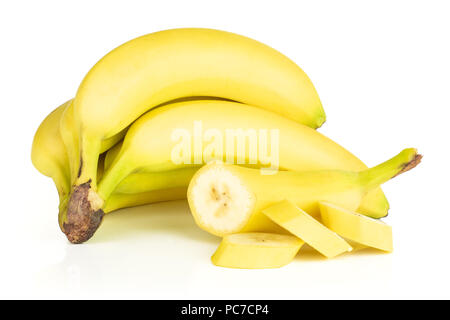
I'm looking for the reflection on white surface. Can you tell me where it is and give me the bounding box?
[5,182,442,299]
[30,200,396,299]
[35,200,219,298]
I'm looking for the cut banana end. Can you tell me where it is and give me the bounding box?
[188,165,256,236]
[211,233,304,269]
[319,201,393,252]
[263,200,353,258]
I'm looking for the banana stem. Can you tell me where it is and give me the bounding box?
[360,148,422,191]
[63,134,104,244]
[77,134,102,187]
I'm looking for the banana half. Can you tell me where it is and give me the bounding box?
[187,149,420,238]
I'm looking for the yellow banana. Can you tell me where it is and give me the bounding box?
[103,187,187,213]
[187,149,421,237]
[101,150,188,211]
[31,101,71,202]
[211,233,304,269]
[319,201,393,252]
[263,200,353,258]
[68,27,325,223]
[102,101,389,206]
[104,142,198,194]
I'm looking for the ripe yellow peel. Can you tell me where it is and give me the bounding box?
[319,202,393,252]
[188,149,418,238]
[211,233,304,269]
[103,187,187,213]
[31,102,72,199]
[263,200,352,258]
[74,28,325,191]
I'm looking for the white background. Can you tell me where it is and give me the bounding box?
[0,0,448,299]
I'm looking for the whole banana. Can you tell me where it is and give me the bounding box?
[64,99,390,243]
[65,28,326,242]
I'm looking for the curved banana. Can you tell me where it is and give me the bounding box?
[263,200,352,258]
[101,100,389,207]
[71,28,325,197]
[31,101,71,201]
[65,99,390,243]
[211,233,304,269]
[319,201,393,252]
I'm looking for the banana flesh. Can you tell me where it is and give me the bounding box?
[263,200,352,258]
[319,202,393,252]
[211,233,304,269]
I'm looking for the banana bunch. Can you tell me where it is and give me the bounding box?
[31,28,421,264]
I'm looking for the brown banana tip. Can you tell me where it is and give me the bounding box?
[63,181,104,244]
[395,153,423,178]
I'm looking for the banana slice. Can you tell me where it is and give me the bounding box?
[211,233,304,269]
[263,200,353,258]
[319,201,393,252]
